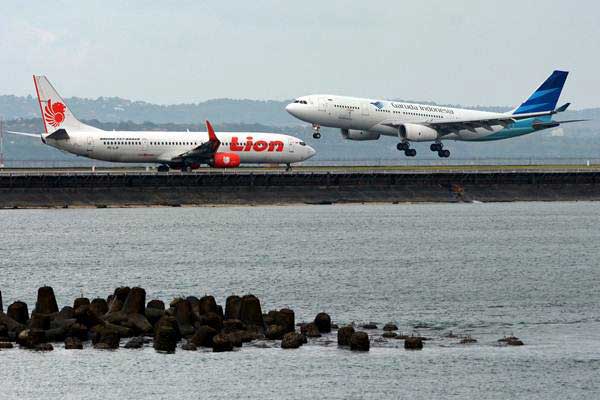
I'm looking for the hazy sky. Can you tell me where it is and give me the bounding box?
[1,0,599,108]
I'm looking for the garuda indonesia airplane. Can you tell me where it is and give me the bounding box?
[286,70,585,157]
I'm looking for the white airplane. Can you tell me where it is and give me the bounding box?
[8,76,315,171]
[286,70,585,157]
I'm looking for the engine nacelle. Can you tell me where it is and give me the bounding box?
[341,129,380,141]
[398,124,439,142]
[211,153,241,168]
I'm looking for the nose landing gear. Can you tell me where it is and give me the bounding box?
[430,142,450,158]
[312,124,321,139]
[397,141,416,157]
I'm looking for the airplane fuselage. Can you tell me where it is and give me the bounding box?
[286,95,545,142]
[45,129,314,165]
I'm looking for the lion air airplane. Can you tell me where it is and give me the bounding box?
[286,70,585,158]
[8,76,315,171]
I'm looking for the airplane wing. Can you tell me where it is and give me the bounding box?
[6,130,41,138]
[380,103,576,135]
[169,120,220,163]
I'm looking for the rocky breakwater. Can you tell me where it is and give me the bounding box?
[0,287,374,354]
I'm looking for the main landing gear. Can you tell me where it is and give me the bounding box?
[312,124,321,139]
[430,142,450,158]
[285,163,292,172]
[157,164,170,172]
[397,141,416,157]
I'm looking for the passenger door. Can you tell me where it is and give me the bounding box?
[288,138,294,153]
[86,136,94,154]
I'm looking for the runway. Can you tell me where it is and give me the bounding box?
[1,164,600,176]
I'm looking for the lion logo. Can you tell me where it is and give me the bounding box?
[44,100,66,128]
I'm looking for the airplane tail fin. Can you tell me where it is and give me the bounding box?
[33,75,90,133]
[511,70,569,115]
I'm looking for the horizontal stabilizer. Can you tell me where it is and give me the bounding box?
[555,103,570,113]
[6,130,40,138]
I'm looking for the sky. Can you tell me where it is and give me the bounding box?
[1,0,599,108]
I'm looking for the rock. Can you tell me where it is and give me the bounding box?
[113,287,131,303]
[64,337,83,349]
[350,331,370,351]
[122,287,146,315]
[216,305,224,319]
[92,324,121,349]
[186,296,201,318]
[68,323,89,340]
[459,336,477,344]
[107,298,123,314]
[361,323,378,330]
[153,323,177,353]
[17,329,46,348]
[506,337,524,346]
[331,323,339,330]
[181,342,197,351]
[154,315,180,340]
[34,343,54,351]
[225,295,242,320]
[281,332,304,349]
[314,312,332,333]
[199,295,218,315]
[196,312,223,332]
[266,324,286,340]
[125,313,153,335]
[240,329,260,343]
[34,286,59,315]
[74,305,104,328]
[58,306,75,320]
[269,309,295,334]
[90,298,108,316]
[212,333,234,352]
[28,312,52,330]
[227,332,243,348]
[45,326,68,342]
[382,331,397,338]
[301,322,322,338]
[222,319,245,333]
[0,323,7,339]
[0,290,2,313]
[404,337,424,350]
[498,335,524,346]
[0,342,14,349]
[190,325,217,347]
[0,311,26,336]
[383,323,398,331]
[124,336,145,349]
[7,301,29,325]
[173,298,194,337]
[147,300,165,311]
[73,297,90,310]
[239,295,264,330]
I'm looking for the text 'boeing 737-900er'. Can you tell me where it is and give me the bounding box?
[8,76,315,171]
[285,70,585,158]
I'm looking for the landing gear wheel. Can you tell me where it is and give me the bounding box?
[397,142,409,151]
[157,165,170,173]
[312,124,321,139]
[430,143,442,152]
[442,149,450,158]
[184,165,192,173]
[404,149,417,157]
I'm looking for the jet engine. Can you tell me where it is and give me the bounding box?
[398,124,439,142]
[211,153,241,168]
[341,129,381,141]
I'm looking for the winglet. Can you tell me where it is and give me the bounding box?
[555,102,570,113]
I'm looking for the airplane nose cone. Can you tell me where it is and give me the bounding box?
[307,145,316,159]
[285,103,297,116]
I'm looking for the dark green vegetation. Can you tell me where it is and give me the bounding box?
[1,95,599,163]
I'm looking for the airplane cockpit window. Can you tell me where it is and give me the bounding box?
[293,100,308,104]
[299,141,306,146]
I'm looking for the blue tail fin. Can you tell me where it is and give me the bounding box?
[512,70,568,115]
